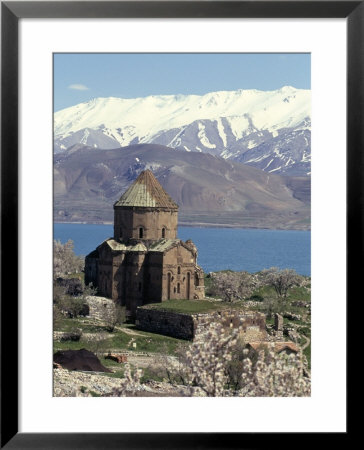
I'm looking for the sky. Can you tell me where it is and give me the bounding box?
[54,53,310,112]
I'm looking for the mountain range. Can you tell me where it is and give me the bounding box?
[54,144,310,230]
[54,86,311,176]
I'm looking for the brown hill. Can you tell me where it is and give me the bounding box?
[54,144,310,230]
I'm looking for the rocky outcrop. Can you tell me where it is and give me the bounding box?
[105,353,128,364]
[53,349,112,373]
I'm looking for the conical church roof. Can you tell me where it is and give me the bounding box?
[114,170,178,209]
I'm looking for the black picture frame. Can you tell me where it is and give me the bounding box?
[1,1,357,448]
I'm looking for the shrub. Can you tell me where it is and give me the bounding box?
[248,294,264,302]
[104,305,126,332]
[60,329,83,342]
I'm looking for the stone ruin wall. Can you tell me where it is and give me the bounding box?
[85,296,117,322]
[136,308,195,340]
[136,308,267,341]
[193,310,267,342]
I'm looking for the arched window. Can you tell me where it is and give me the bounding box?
[177,266,181,275]
[162,227,166,238]
[177,283,180,294]
[139,227,144,238]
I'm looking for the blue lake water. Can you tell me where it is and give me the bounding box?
[54,223,311,276]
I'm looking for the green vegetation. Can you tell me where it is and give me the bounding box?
[55,317,107,333]
[54,317,185,356]
[89,390,101,397]
[140,367,165,384]
[303,342,311,368]
[62,272,85,282]
[204,268,311,370]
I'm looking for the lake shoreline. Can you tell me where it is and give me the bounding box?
[54,221,310,231]
[54,223,311,275]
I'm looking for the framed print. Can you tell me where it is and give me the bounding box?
[1,1,358,448]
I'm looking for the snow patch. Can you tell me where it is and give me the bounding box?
[263,159,274,170]
[221,149,234,159]
[80,128,90,145]
[168,127,186,147]
[269,166,282,173]
[216,118,227,147]
[197,122,216,149]
[247,140,257,149]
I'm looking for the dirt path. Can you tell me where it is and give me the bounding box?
[301,334,310,351]
[113,326,146,337]
[99,351,177,369]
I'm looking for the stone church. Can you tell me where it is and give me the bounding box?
[85,170,205,318]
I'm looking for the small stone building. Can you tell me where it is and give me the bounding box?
[85,170,205,318]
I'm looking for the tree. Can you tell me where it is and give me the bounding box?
[261,267,302,298]
[53,279,96,320]
[170,323,310,397]
[184,322,238,396]
[209,271,257,302]
[225,337,248,391]
[239,345,311,397]
[53,239,84,279]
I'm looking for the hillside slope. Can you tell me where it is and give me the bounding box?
[54,144,310,230]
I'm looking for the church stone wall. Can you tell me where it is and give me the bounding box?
[85,254,98,287]
[97,245,113,298]
[144,253,163,301]
[114,207,134,241]
[114,206,177,241]
[161,244,203,301]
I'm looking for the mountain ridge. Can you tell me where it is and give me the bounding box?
[54,86,311,176]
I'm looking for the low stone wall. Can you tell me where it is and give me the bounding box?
[136,307,267,341]
[136,308,195,340]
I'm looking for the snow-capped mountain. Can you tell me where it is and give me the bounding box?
[54,86,311,176]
